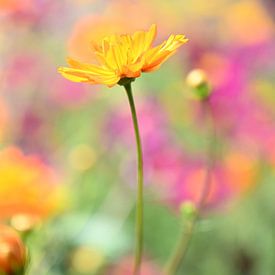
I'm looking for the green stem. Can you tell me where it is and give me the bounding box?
[165,100,217,275]
[164,217,196,275]
[123,82,144,275]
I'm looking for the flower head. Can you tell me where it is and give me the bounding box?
[58,24,188,87]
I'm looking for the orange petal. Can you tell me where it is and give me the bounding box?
[142,34,188,72]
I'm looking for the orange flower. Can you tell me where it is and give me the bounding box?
[0,147,63,220]
[0,224,26,275]
[0,0,32,12]
[58,24,188,87]
[224,150,257,194]
[0,0,18,10]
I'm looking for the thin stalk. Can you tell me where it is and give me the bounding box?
[165,100,217,275]
[123,82,144,275]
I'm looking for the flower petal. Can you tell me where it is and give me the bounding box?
[67,58,113,75]
[58,66,120,87]
[130,24,157,63]
[142,34,188,72]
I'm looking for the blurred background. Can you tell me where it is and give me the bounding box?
[0,0,275,274]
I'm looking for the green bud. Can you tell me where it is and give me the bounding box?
[180,201,197,220]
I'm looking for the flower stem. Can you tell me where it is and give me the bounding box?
[165,100,217,275]
[123,82,144,275]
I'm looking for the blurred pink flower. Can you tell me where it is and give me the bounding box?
[103,98,257,209]
[108,255,161,275]
[0,0,61,26]
[48,76,95,109]
[4,53,43,89]
[4,53,94,108]
[190,39,275,162]
[0,97,10,142]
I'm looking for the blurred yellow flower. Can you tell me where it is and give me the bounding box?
[0,147,63,220]
[68,144,96,171]
[59,24,188,87]
[70,246,105,274]
[223,0,273,45]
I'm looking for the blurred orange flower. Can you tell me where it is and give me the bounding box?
[0,0,19,10]
[0,0,31,12]
[67,1,167,63]
[68,16,134,63]
[0,224,26,275]
[59,24,188,87]
[0,147,63,221]
[185,168,218,205]
[224,150,258,195]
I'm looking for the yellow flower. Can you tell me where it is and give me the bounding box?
[58,24,188,87]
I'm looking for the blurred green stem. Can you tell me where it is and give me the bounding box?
[124,82,144,275]
[165,100,217,275]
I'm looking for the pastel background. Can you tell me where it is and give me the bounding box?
[0,0,275,274]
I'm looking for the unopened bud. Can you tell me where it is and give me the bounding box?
[0,225,27,275]
[180,201,197,220]
[11,214,40,233]
[186,69,211,100]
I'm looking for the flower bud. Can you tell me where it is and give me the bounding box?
[11,214,40,233]
[186,69,211,100]
[180,201,197,220]
[0,225,26,275]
